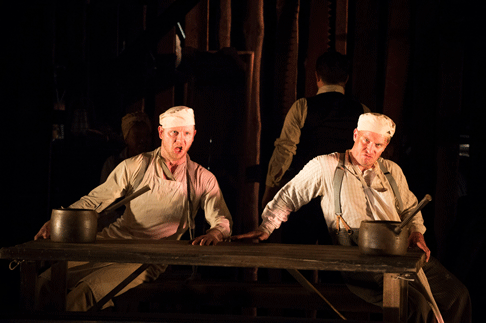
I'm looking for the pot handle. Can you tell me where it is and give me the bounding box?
[102,185,151,213]
[394,194,432,234]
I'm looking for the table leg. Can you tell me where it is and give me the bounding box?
[51,260,67,311]
[19,260,37,311]
[383,273,408,323]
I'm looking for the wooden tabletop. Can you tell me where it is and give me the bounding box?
[1,239,426,273]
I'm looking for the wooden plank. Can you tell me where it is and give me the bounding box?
[1,240,426,274]
[2,240,418,321]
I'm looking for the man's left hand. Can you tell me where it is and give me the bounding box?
[191,229,224,246]
[408,232,430,262]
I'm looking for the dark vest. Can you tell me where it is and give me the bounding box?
[280,92,365,246]
[288,92,364,177]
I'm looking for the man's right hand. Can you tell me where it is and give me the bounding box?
[34,220,51,240]
[231,230,270,241]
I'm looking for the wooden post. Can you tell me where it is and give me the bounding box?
[219,0,231,48]
[305,0,331,97]
[383,273,408,323]
[185,0,209,51]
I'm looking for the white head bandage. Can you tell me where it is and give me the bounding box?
[121,111,152,140]
[159,106,195,128]
[357,113,396,137]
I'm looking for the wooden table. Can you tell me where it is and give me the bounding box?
[0,239,426,322]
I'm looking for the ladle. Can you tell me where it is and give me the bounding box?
[394,194,432,234]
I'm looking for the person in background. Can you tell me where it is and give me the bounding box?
[262,50,370,246]
[98,111,153,228]
[100,111,153,184]
[35,106,233,311]
[234,113,471,323]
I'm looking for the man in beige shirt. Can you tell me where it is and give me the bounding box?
[35,106,233,311]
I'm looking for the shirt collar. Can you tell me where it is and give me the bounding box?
[156,148,188,181]
[316,84,345,95]
[345,151,388,189]
[345,150,377,176]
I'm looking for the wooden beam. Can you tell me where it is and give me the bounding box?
[383,273,408,323]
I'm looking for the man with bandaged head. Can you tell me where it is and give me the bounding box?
[34,106,233,311]
[100,111,153,184]
[234,113,471,322]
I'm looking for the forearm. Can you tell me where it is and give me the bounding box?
[265,143,296,187]
[70,162,129,211]
[266,98,306,187]
[261,158,324,236]
[201,181,233,238]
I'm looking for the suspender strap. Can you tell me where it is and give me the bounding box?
[333,152,346,215]
[377,159,403,213]
[186,166,194,240]
[332,153,404,228]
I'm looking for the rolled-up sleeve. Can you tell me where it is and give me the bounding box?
[197,171,233,238]
[266,98,307,187]
[260,157,325,234]
[69,160,132,211]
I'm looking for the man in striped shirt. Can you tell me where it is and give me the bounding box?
[235,113,471,322]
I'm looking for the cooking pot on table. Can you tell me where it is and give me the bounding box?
[358,194,432,256]
[50,185,150,243]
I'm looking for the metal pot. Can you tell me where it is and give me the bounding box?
[358,194,432,256]
[50,209,98,243]
[50,185,151,243]
[358,220,408,256]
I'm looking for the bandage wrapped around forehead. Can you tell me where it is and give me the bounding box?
[121,111,152,140]
[159,106,195,128]
[357,113,396,137]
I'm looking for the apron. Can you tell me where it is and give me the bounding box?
[76,155,195,308]
[99,154,192,240]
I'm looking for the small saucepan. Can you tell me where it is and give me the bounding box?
[50,185,150,243]
[358,194,432,256]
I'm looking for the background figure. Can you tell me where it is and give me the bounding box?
[98,111,153,229]
[262,51,370,247]
[100,111,153,184]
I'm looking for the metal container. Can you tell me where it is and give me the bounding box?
[49,185,151,243]
[358,220,408,256]
[358,194,432,256]
[50,209,98,243]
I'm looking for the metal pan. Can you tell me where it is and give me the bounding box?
[50,185,150,243]
[358,194,432,256]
